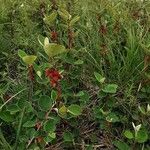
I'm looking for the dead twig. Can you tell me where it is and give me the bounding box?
[0,88,26,110]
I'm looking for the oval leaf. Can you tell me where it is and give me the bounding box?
[136,129,148,143]
[23,120,36,128]
[7,104,20,114]
[113,141,131,150]
[48,132,56,139]
[18,50,27,58]
[43,11,57,26]
[94,72,105,83]
[63,131,74,142]
[124,130,134,139]
[106,113,119,123]
[102,84,118,94]
[38,95,52,111]
[68,104,82,116]
[58,105,67,118]
[44,43,66,57]
[44,120,56,132]
[58,9,71,21]
[51,90,57,102]
[22,55,37,65]
[74,60,84,65]
[0,111,14,122]
[44,37,49,46]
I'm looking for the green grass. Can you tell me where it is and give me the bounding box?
[0,0,150,149]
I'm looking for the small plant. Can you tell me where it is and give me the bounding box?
[0,0,150,149]
[123,123,148,146]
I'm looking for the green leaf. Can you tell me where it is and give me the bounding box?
[17,99,27,109]
[25,102,34,113]
[37,112,45,120]
[86,145,93,150]
[76,91,85,97]
[36,71,42,79]
[42,63,52,70]
[113,141,131,150]
[23,120,36,128]
[18,50,27,58]
[44,136,53,143]
[74,59,84,65]
[44,120,56,132]
[63,131,74,142]
[33,63,40,72]
[79,91,90,104]
[106,113,119,123]
[38,34,45,47]
[43,11,57,26]
[94,72,105,83]
[68,104,82,116]
[30,146,40,150]
[44,37,49,46]
[44,43,66,57]
[136,129,148,143]
[58,9,71,21]
[38,95,52,111]
[70,16,80,26]
[58,105,67,118]
[138,105,146,115]
[22,55,37,65]
[102,84,118,94]
[51,90,57,102]
[124,130,134,139]
[7,104,20,114]
[0,111,14,122]
[26,128,37,139]
[48,132,56,139]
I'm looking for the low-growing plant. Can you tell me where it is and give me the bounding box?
[0,0,150,150]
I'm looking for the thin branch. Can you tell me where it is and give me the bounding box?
[14,107,25,150]
[0,88,26,110]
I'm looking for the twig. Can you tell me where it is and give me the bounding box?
[75,143,105,148]
[81,139,85,150]
[26,122,43,148]
[0,88,26,110]
[14,107,25,150]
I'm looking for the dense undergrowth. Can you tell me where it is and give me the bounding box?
[0,0,150,150]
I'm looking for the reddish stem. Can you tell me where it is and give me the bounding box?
[51,30,58,43]
[28,65,34,81]
[99,24,107,35]
[68,28,74,49]
[51,0,57,10]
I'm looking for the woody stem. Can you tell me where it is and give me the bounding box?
[28,65,33,102]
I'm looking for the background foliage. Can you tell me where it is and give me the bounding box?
[0,0,150,150]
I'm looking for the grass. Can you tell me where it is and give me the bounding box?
[0,0,150,149]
